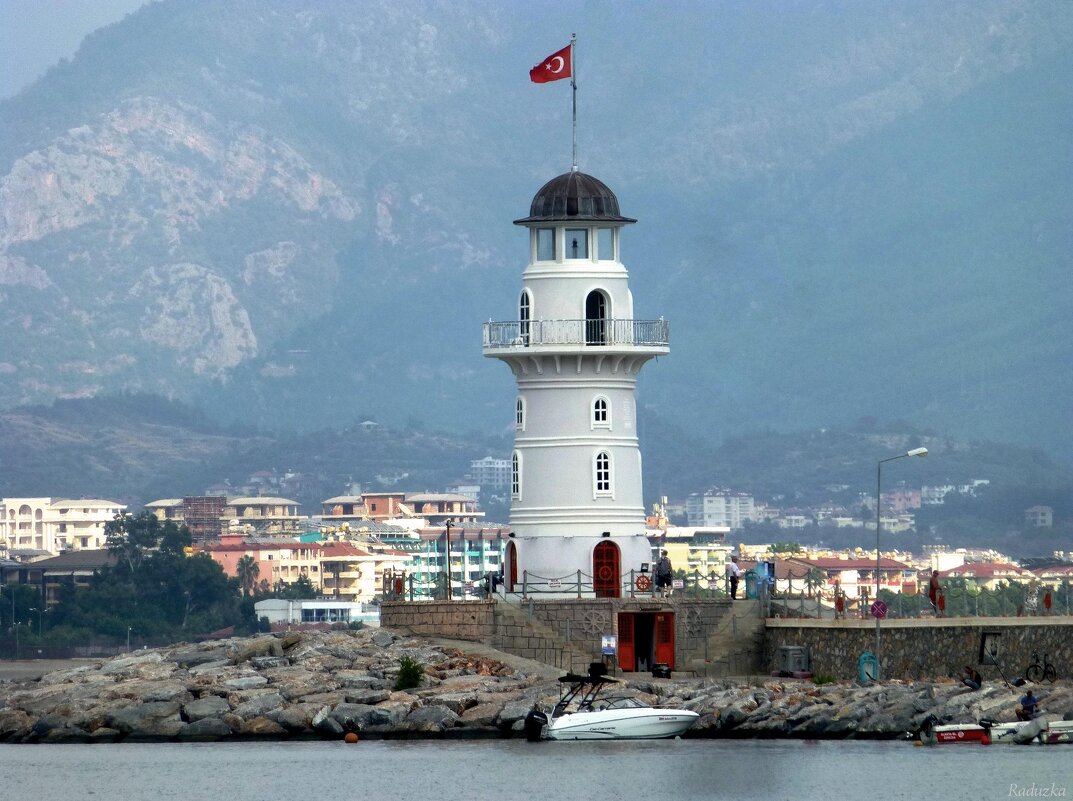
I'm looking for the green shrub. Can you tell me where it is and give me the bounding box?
[394,655,424,690]
[812,674,836,685]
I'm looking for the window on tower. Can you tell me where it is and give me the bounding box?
[536,228,555,261]
[511,451,521,498]
[594,451,612,496]
[516,397,525,430]
[592,396,610,429]
[566,228,588,259]
[597,228,614,261]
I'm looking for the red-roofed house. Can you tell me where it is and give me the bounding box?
[199,534,410,602]
[939,562,1033,591]
[782,556,914,599]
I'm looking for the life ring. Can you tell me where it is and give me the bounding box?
[635,574,652,591]
[393,576,404,596]
[596,565,614,583]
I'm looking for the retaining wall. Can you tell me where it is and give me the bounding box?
[765,616,1073,680]
[381,597,741,672]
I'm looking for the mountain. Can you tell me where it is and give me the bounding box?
[1,1,1071,457]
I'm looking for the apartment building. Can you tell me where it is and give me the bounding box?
[685,489,757,530]
[1,497,126,556]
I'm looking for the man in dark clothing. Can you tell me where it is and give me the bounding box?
[655,550,673,597]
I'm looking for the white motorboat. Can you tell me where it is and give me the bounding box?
[524,665,699,741]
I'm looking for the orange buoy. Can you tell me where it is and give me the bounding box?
[344,732,359,744]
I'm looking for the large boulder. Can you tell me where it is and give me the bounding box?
[107,701,185,739]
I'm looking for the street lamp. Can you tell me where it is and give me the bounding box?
[127,626,133,652]
[444,520,453,602]
[874,446,928,680]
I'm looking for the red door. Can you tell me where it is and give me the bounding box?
[593,541,620,598]
[655,612,675,669]
[506,541,518,591]
[617,613,635,672]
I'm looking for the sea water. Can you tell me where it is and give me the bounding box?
[1,738,1066,801]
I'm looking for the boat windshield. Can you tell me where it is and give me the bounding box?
[602,696,649,710]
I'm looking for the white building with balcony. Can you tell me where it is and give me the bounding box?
[483,170,667,596]
[0,497,125,556]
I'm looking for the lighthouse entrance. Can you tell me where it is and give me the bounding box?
[616,611,676,673]
[592,540,620,597]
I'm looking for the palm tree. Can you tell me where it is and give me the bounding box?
[236,555,259,598]
[804,568,826,599]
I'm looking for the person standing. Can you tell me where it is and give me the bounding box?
[655,550,673,597]
[728,555,743,600]
[928,570,941,615]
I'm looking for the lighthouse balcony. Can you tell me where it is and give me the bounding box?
[483,319,669,353]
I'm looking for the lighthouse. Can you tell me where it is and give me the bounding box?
[483,170,669,597]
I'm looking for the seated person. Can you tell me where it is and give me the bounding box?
[961,665,982,690]
[1016,690,1039,721]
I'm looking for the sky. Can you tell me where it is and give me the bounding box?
[0,0,148,98]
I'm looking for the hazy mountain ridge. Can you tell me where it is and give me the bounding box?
[1,0,1070,455]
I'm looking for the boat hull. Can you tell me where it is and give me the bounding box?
[544,708,699,740]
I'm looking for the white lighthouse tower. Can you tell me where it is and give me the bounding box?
[483,171,668,597]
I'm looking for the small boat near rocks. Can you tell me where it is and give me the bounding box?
[913,715,1073,746]
[524,663,698,742]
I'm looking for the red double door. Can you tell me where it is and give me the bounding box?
[617,612,675,672]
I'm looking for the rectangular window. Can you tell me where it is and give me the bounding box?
[537,228,554,261]
[565,229,588,259]
[597,228,613,261]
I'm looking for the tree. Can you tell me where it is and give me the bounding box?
[236,555,260,598]
[804,568,826,599]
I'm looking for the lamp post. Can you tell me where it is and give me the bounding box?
[444,520,453,602]
[127,626,133,652]
[874,446,928,679]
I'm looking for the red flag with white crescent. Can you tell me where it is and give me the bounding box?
[530,44,572,83]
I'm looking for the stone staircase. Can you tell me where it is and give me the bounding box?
[687,600,766,678]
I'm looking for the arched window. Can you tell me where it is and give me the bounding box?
[592,396,610,429]
[519,290,531,345]
[585,290,608,345]
[516,397,525,431]
[594,451,612,496]
[511,451,521,498]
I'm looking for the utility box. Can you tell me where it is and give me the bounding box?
[775,645,809,674]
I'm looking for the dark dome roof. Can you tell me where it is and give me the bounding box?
[514,171,636,225]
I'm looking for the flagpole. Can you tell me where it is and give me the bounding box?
[571,32,577,172]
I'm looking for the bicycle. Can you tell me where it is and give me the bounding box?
[1025,651,1057,683]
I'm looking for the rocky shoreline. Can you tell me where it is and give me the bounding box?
[2,628,1071,744]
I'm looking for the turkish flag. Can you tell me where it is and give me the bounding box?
[530,44,571,83]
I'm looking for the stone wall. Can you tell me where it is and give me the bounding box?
[380,600,495,642]
[381,597,742,674]
[765,617,1073,680]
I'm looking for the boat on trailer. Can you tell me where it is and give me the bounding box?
[524,663,698,741]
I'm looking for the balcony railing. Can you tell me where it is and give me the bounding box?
[483,318,668,349]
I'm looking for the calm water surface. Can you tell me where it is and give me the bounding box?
[2,739,1067,801]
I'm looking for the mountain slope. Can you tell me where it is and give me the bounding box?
[1,0,1070,456]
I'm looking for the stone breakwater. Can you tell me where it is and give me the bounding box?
[1,629,1071,744]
